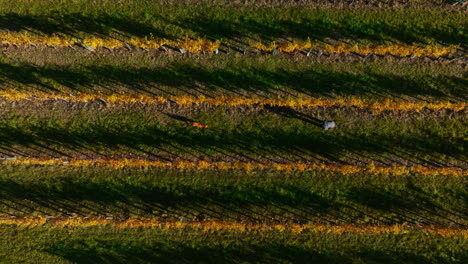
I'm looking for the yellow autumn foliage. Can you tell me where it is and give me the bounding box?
[201,39,221,52]
[1,217,465,237]
[128,34,162,49]
[1,158,465,177]
[82,36,122,49]
[249,40,276,52]
[0,31,460,57]
[0,31,76,46]
[0,90,465,114]
[0,32,220,53]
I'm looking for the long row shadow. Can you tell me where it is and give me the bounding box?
[46,239,451,264]
[0,10,465,45]
[0,62,466,100]
[179,11,466,45]
[0,175,465,226]
[0,12,172,40]
[0,116,466,166]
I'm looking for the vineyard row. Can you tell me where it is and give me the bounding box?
[0,32,461,57]
[2,158,465,177]
[1,217,466,237]
[1,90,465,113]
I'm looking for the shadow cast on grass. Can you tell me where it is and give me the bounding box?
[1,62,466,100]
[180,13,465,45]
[0,118,465,165]
[0,9,465,45]
[346,187,467,226]
[0,12,172,40]
[0,171,465,225]
[264,105,323,128]
[47,240,439,264]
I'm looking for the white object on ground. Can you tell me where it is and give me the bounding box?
[323,120,336,130]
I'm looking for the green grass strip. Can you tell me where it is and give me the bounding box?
[0,107,466,163]
[0,53,466,101]
[0,166,466,225]
[0,218,466,263]
[0,1,465,45]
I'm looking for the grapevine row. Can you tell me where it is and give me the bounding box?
[0,32,461,57]
[0,90,465,113]
[1,217,465,237]
[2,158,464,177]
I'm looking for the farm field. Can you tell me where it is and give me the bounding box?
[0,0,467,263]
